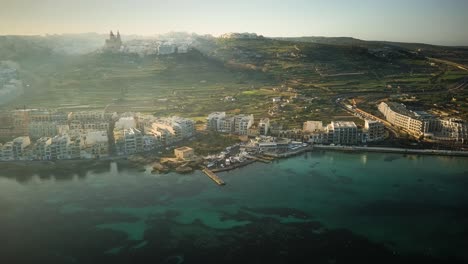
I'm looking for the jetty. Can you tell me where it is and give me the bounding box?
[202,167,226,186]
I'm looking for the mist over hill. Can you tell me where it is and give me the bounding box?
[1,32,467,119]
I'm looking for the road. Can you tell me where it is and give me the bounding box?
[334,96,400,137]
[331,56,468,138]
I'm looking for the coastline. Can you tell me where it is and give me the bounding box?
[312,145,468,157]
[1,145,466,179]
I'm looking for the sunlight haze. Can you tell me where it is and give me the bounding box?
[1,0,467,45]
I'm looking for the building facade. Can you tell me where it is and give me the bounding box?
[364,120,385,142]
[327,121,358,145]
[378,102,432,137]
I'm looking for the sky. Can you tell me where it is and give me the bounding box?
[0,0,467,45]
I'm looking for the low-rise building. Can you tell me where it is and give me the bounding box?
[174,146,194,160]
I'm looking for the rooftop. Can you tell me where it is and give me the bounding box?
[385,102,433,120]
[175,146,193,152]
[332,121,357,129]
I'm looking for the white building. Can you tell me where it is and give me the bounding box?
[327,121,358,145]
[219,117,235,133]
[141,116,195,147]
[12,136,31,160]
[259,118,270,136]
[220,32,263,39]
[115,116,137,130]
[81,130,109,159]
[206,113,254,135]
[207,112,226,131]
[432,119,467,142]
[234,114,254,135]
[1,142,14,160]
[34,137,52,160]
[378,102,434,137]
[168,116,195,141]
[364,120,385,142]
[114,127,143,155]
[50,135,71,160]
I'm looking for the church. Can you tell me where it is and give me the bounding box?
[104,30,122,52]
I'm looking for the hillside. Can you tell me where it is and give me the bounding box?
[275,36,468,65]
[1,35,467,122]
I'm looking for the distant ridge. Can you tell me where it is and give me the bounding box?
[273,36,468,50]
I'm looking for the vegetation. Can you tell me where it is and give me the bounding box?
[1,35,467,123]
[184,132,240,156]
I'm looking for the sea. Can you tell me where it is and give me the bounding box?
[0,151,467,264]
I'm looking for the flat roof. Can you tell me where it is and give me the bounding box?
[332,121,357,128]
[175,146,193,151]
[386,102,433,120]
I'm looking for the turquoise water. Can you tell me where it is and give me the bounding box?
[0,151,467,263]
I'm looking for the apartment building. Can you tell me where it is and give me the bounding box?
[364,120,385,142]
[378,102,433,136]
[114,128,143,155]
[33,137,52,160]
[207,112,254,135]
[327,121,358,145]
[207,112,226,131]
[259,118,270,136]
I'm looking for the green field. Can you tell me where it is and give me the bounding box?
[2,35,467,123]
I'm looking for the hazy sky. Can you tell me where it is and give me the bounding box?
[1,0,467,45]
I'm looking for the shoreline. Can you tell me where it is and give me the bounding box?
[1,145,466,178]
[312,145,468,157]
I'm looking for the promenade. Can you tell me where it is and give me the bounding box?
[313,145,468,157]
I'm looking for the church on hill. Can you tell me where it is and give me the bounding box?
[104,30,122,52]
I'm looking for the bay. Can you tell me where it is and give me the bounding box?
[0,151,467,263]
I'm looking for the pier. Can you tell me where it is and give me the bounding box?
[202,167,226,186]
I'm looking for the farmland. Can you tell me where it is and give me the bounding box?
[1,35,467,123]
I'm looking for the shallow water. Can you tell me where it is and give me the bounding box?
[0,151,467,263]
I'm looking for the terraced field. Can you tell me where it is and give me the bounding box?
[2,36,467,123]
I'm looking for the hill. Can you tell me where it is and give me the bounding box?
[1,35,467,122]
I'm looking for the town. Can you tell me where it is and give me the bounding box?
[1,99,466,165]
